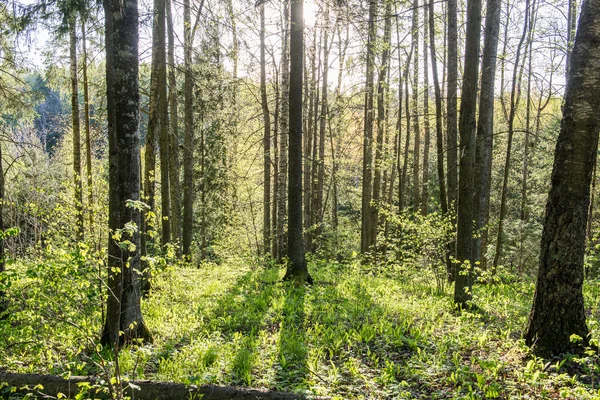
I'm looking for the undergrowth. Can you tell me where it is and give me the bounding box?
[3,253,600,399]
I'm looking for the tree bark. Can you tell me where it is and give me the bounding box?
[428,0,447,216]
[157,0,170,247]
[182,0,195,259]
[421,1,430,215]
[142,0,161,290]
[81,18,94,242]
[277,0,290,262]
[446,0,458,215]
[360,0,377,254]
[70,17,84,241]
[372,0,391,249]
[284,0,310,284]
[525,0,600,356]
[412,0,421,211]
[101,0,151,345]
[453,0,482,308]
[166,0,181,253]
[315,4,330,246]
[260,5,271,256]
[474,0,501,266]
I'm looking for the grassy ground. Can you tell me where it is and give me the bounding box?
[3,255,600,399]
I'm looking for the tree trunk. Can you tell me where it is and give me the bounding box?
[303,26,315,249]
[277,0,290,263]
[142,0,161,290]
[70,17,84,241]
[158,0,170,247]
[412,0,421,211]
[566,0,577,77]
[272,70,280,256]
[474,0,501,266]
[81,19,94,242]
[428,0,447,216]
[372,0,391,250]
[421,1,430,215]
[446,0,458,214]
[453,0,482,308]
[492,0,530,273]
[399,56,412,211]
[182,0,195,259]
[284,0,310,284]
[101,0,151,345]
[525,0,600,356]
[360,0,377,254]
[166,0,181,253]
[260,5,271,256]
[315,4,330,246]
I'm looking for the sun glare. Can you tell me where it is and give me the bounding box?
[304,0,317,28]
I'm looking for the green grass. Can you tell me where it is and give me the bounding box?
[4,255,600,399]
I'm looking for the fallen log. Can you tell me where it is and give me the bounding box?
[0,372,308,399]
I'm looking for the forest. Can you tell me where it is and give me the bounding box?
[1,0,600,397]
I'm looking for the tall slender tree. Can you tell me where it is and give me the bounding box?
[277,0,290,262]
[182,0,194,258]
[69,17,83,241]
[421,1,430,215]
[284,0,311,284]
[411,0,421,211]
[81,18,94,241]
[474,0,501,266]
[101,0,151,345]
[260,4,271,255]
[166,0,181,252]
[454,0,482,307]
[372,0,391,247]
[360,0,377,253]
[492,0,530,273]
[446,0,458,214]
[157,0,170,247]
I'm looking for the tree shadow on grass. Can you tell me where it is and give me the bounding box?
[274,285,309,393]
[151,266,279,383]
[309,279,431,398]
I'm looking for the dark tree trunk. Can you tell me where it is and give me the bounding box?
[166,0,181,253]
[277,0,290,262]
[453,0,482,308]
[421,1,430,215]
[372,0,391,251]
[525,0,600,356]
[101,0,151,345]
[411,0,421,211]
[474,0,501,265]
[360,0,377,254]
[284,0,310,284]
[157,0,170,247]
[182,0,195,259]
[260,5,271,256]
[70,17,84,241]
[272,68,280,256]
[446,0,458,215]
[315,4,330,246]
[141,0,161,290]
[81,19,94,242]
[399,56,412,211]
[428,0,447,216]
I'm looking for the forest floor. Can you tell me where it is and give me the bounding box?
[3,255,600,399]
